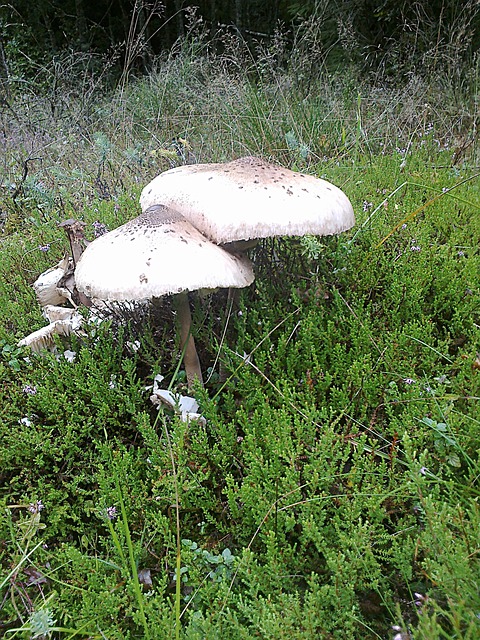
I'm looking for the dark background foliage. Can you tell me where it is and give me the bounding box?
[2,0,480,84]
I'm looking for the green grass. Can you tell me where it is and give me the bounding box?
[0,41,479,639]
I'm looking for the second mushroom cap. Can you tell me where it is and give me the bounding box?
[140,156,355,245]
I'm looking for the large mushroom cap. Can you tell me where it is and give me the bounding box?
[74,205,254,302]
[140,156,355,244]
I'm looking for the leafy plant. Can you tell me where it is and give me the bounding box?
[179,539,235,588]
[0,340,24,371]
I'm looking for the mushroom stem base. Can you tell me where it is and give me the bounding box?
[174,291,204,389]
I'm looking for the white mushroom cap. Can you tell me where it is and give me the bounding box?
[74,204,254,302]
[18,310,83,354]
[33,257,72,307]
[140,156,355,245]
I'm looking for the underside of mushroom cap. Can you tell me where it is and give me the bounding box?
[140,156,355,244]
[74,205,254,302]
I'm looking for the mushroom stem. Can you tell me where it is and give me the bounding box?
[174,291,204,389]
[59,219,89,267]
[59,218,92,307]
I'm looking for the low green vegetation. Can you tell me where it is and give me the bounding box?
[0,36,479,640]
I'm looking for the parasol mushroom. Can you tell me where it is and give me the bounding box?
[74,204,254,388]
[139,156,355,246]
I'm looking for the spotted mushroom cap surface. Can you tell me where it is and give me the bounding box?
[74,205,254,302]
[140,156,355,244]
